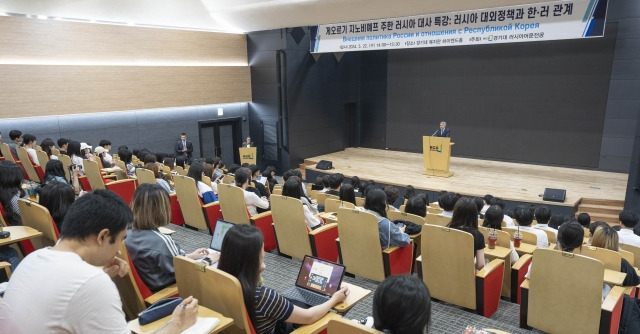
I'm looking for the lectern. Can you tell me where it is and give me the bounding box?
[423,136,454,177]
[239,147,257,165]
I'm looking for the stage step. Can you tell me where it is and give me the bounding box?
[577,203,624,215]
[579,198,624,207]
[576,198,624,225]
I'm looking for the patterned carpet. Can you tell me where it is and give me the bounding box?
[168,224,538,334]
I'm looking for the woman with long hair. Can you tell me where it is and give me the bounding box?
[39,138,59,161]
[281,177,322,230]
[447,197,485,270]
[338,183,357,206]
[187,162,217,204]
[43,160,81,193]
[0,161,23,271]
[591,224,640,287]
[145,162,172,194]
[482,205,519,264]
[263,166,278,193]
[125,184,213,291]
[38,181,76,233]
[372,275,431,334]
[218,224,348,334]
[364,189,410,249]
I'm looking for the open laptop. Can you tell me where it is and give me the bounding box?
[196,219,234,267]
[280,255,346,307]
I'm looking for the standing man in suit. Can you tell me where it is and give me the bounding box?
[241,136,254,148]
[434,121,450,138]
[175,132,193,163]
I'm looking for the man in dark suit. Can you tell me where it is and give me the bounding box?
[241,136,255,148]
[434,121,450,137]
[175,132,193,161]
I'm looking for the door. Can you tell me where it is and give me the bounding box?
[198,119,241,164]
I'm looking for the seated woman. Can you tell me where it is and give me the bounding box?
[218,224,348,334]
[125,184,216,292]
[117,147,136,176]
[263,166,278,193]
[339,183,357,206]
[364,189,410,250]
[588,221,609,245]
[38,181,76,233]
[0,161,24,271]
[372,275,431,334]
[447,197,485,270]
[482,205,519,263]
[39,138,59,161]
[281,178,323,230]
[145,162,173,194]
[383,185,400,212]
[234,167,269,216]
[43,160,81,193]
[591,224,640,287]
[22,134,39,165]
[187,163,217,204]
[404,196,426,218]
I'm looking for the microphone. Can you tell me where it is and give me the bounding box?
[432,130,438,136]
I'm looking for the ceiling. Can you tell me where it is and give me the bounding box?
[0,0,543,33]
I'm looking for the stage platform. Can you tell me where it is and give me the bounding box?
[302,148,627,210]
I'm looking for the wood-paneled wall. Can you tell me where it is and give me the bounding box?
[0,16,250,118]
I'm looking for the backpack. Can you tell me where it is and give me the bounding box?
[393,219,422,235]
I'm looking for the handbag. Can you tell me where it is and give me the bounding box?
[393,219,422,235]
[138,297,183,325]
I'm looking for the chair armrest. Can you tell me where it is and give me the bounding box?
[475,259,505,317]
[309,223,337,235]
[601,286,625,334]
[519,279,530,329]
[251,211,272,220]
[309,224,339,262]
[251,211,277,251]
[510,254,532,304]
[144,284,179,305]
[382,246,400,254]
[511,254,532,270]
[104,179,136,186]
[383,243,413,277]
[291,312,341,334]
[102,174,118,180]
[202,202,221,233]
[202,201,220,209]
[0,261,11,279]
[477,259,504,278]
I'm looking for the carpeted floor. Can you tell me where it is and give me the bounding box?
[168,224,539,334]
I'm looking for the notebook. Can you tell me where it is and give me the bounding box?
[281,256,346,307]
[196,220,234,267]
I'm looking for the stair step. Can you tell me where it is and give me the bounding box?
[580,198,624,207]
[578,203,624,215]
[587,213,619,225]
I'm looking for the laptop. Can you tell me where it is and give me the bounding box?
[281,255,346,307]
[197,220,234,267]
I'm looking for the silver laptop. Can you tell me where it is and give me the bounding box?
[281,256,346,307]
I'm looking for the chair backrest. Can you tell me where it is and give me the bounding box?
[355,196,365,207]
[174,166,187,176]
[325,318,383,333]
[18,199,59,248]
[202,175,213,188]
[270,195,313,259]
[51,147,61,157]
[111,242,148,320]
[35,150,50,169]
[421,224,477,310]
[324,198,355,213]
[174,256,253,334]
[222,174,235,184]
[114,159,126,172]
[387,211,425,225]
[16,146,41,182]
[315,192,330,206]
[427,206,443,214]
[173,175,210,231]
[478,226,511,249]
[58,154,72,183]
[528,248,604,334]
[0,143,16,162]
[504,228,537,246]
[621,243,640,268]
[217,184,251,225]
[578,245,622,271]
[83,159,107,190]
[620,249,634,267]
[542,229,557,244]
[162,165,171,176]
[135,168,156,185]
[337,208,385,282]
[425,213,451,226]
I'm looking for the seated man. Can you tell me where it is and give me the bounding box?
[325,173,344,197]
[98,139,114,165]
[618,210,640,247]
[510,205,549,249]
[437,192,460,218]
[534,205,556,236]
[22,134,39,165]
[57,137,69,155]
[0,190,198,333]
[7,130,22,158]
[235,167,269,216]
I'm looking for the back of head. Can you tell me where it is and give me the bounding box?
[9,130,22,141]
[483,194,493,205]
[373,275,431,334]
[38,181,75,230]
[438,192,459,211]
[328,174,341,189]
[473,197,484,212]
[145,162,160,178]
[131,184,171,229]
[534,206,552,224]
[589,221,609,238]
[384,185,399,206]
[483,205,504,229]
[99,139,111,147]
[405,196,427,218]
[217,224,264,329]
[365,189,388,218]
[248,164,260,177]
[163,157,175,169]
[339,183,356,205]
[577,213,591,228]
[234,167,251,187]
[117,148,133,164]
[22,134,36,145]
[449,197,479,230]
[67,140,82,157]
[489,197,505,209]
[590,224,619,251]
[57,137,69,148]
[321,175,330,188]
[557,221,584,252]
[514,205,534,226]
[404,185,415,200]
[40,138,56,155]
[143,153,157,164]
[282,177,302,199]
[187,162,204,182]
[351,176,360,189]
[203,163,214,178]
[314,175,323,186]
[549,214,567,230]
[264,166,276,180]
[619,210,639,228]
[61,189,133,242]
[175,156,185,168]
[44,160,67,181]
[282,169,294,182]
[0,160,24,190]
[228,163,240,174]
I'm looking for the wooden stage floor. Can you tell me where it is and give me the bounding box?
[302,148,628,208]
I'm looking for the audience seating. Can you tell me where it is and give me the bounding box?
[173,175,220,233]
[504,228,537,246]
[425,213,451,226]
[202,175,213,188]
[387,211,425,262]
[0,143,17,163]
[520,248,624,334]
[35,150,50,170]
[355,197,365,207]
[173,256,257,334]
[315,193,338,207]
[111,242,179,320]
[0,261,11,282]
[135,167,155,185]
[541,229,556,244]
[18,199,60,249]
[336,208,413,282]
[84,159,136,204]
[270,194,339,262]
[319,317,384,333]
[113,159,127,172]
[420,224,504,318]
[427,206,443,214]
[222,174,235,184]
[477,226,516,299]
[136,168,185,226]
[324,198,355,213]
[510,254,533,304]
[58,154,73,184]
[619,249,634,268]
[621,244,640,269]
[217,183,276,251]
[579,245,622,272]
[174,166,187,176]
[16,146,43,183]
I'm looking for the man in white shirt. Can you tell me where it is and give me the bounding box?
[618,210,640,247]
[511,205,549,249]
[534,205,557,236]
[490,197,515,227]
[99,139,114,165]
[0,190,198,334]
[22,133,39,165]
[235,167,269,216]
[437,192,459,218]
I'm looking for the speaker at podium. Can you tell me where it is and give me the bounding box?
[423,136,454,178]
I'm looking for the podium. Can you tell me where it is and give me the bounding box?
[239,147,257,165]
[423,136,454,177]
